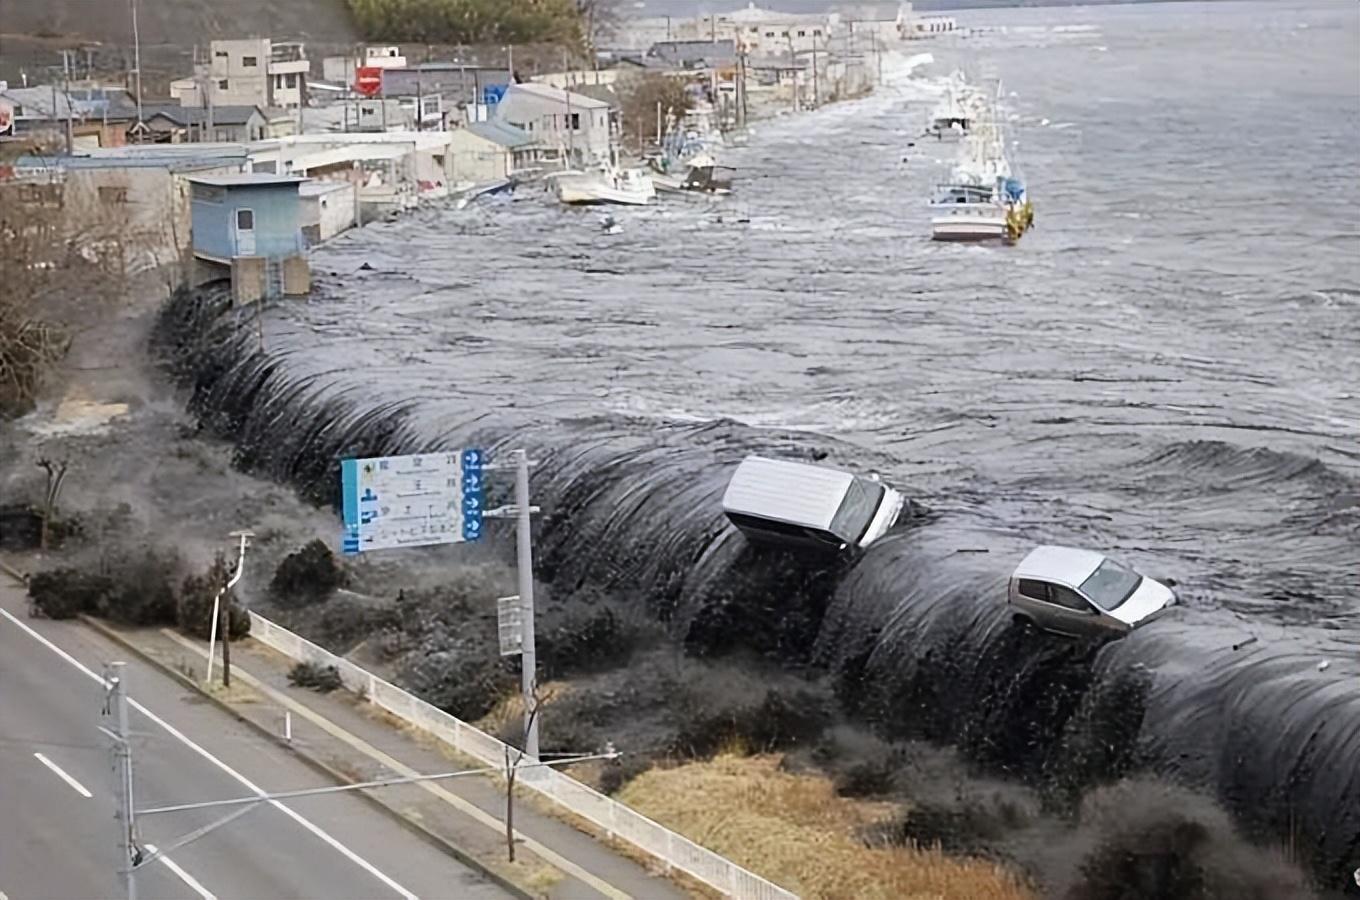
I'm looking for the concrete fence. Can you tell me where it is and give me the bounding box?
[248,612,799,900]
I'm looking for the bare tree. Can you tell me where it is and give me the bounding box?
[575,0,621,52]
[502,691,545,863]
[36,457,70,551]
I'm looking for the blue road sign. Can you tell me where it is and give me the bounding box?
[341,451,484,555]
[482,84,508,106]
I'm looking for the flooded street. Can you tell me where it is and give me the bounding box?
[174,0,1360,882]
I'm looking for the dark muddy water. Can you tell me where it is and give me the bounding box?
[172,0,1359,884]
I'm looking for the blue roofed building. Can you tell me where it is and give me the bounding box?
[188,173,310,301]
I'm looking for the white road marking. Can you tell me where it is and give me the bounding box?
[143,843,216,899]
[33,751,93,798]
[0,608,419,900]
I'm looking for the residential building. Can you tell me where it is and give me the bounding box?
[380,64,513,122]
[139,104,268,143]
[2,151,246,277]
[0,86,138,149]
[322,45,409,86]
[493,82,611,167]
[646,40,739,71]
[447,121,538,186]
[186,39,312,112]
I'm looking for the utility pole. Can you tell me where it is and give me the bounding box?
[811,44,819,109]
[61,50,75,155]
[107,661,138,900]
[129,0,144,132]
[512,449,539,761]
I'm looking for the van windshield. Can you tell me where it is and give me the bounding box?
[829,477,885,544]
[1080,559,1142,611]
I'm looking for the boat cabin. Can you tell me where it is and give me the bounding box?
[721,456,905,553]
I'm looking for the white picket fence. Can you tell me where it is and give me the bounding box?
[248,612,798,900]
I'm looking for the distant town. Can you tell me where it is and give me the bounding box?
[0,2,961,303]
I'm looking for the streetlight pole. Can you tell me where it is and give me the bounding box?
[107,661,138,900]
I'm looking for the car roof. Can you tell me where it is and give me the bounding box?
[1014,545,1108,586]
[721,456,855,530]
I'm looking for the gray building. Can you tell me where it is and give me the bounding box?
[140,105,268,143]
[493,83,612,167]
[380,64,512,112]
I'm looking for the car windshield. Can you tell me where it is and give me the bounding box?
[1080,559,1143,611]
[828,477,885,544]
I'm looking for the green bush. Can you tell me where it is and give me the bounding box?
[178,556,250,640]
[346,0,582,44]
[269,539,344,607]
[288,662,343,693]
[28,568,114,619]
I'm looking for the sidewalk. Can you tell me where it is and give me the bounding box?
[90,619,694,900]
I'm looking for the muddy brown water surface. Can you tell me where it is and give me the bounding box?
[169,0,1359,887]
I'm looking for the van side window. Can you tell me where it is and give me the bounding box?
[1017,579,1050,602]
[726,513,808,539]
[1050,586,1090,612]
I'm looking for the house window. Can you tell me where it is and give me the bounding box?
[18,183,62,205]
[285,73,297,88]
[218,79,229,90]
[236,208,254,230]
[191,183,225,203]
[242,55,258,67]
[570,112,580,130]
[214,50,228,59]
[98,186,128,204]
[798,30,805,37]
[782,31,789,37]
[814,28,822,36]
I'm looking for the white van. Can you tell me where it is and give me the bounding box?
[721,456,906,552]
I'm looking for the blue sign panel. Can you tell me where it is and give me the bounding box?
[341,450,484,555]
[482,84,508,106]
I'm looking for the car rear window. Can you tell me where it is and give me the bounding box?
[1080,559,1142,611]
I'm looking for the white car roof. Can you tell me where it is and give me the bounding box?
[1014,545,1107,586]
[722,456,855,530]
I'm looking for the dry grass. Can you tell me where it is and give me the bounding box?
[618,754,1037,900]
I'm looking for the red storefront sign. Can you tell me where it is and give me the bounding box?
[355,66,384,98]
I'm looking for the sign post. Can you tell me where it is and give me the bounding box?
[340,448,540,758]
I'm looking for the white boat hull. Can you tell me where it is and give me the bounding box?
[556,173,655,206]
[930,208,1008,242]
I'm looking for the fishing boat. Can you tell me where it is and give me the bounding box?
[929,84,1034,243]
[555,163,656,206]
[924,71,979,141]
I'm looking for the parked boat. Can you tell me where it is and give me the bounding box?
[555,164,656,206]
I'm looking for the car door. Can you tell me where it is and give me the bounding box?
[1018,579,1100,636]
[1045,585,1106,636]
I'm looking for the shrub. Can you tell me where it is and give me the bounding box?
[100,550,181,627]
[269,539,344,607]
[28,568,114,619]
[178,556,249,640]
[289,662,343,693]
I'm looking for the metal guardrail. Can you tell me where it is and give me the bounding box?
[248,612,798,900]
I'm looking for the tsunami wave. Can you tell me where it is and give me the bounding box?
[156,286,1360,884]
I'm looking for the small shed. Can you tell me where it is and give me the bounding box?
[299,179,356,245]
[188,173,308,302]
[448,121,536,186]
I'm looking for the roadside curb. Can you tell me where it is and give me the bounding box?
[77,614,538,900]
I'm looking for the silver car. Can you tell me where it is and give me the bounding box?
[1008,545,1176,637]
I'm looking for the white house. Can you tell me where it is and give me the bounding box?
[493,82,612,167]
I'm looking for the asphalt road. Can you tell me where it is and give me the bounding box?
[0,579,513,900]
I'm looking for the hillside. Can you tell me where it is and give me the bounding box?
[0,0,360,83]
